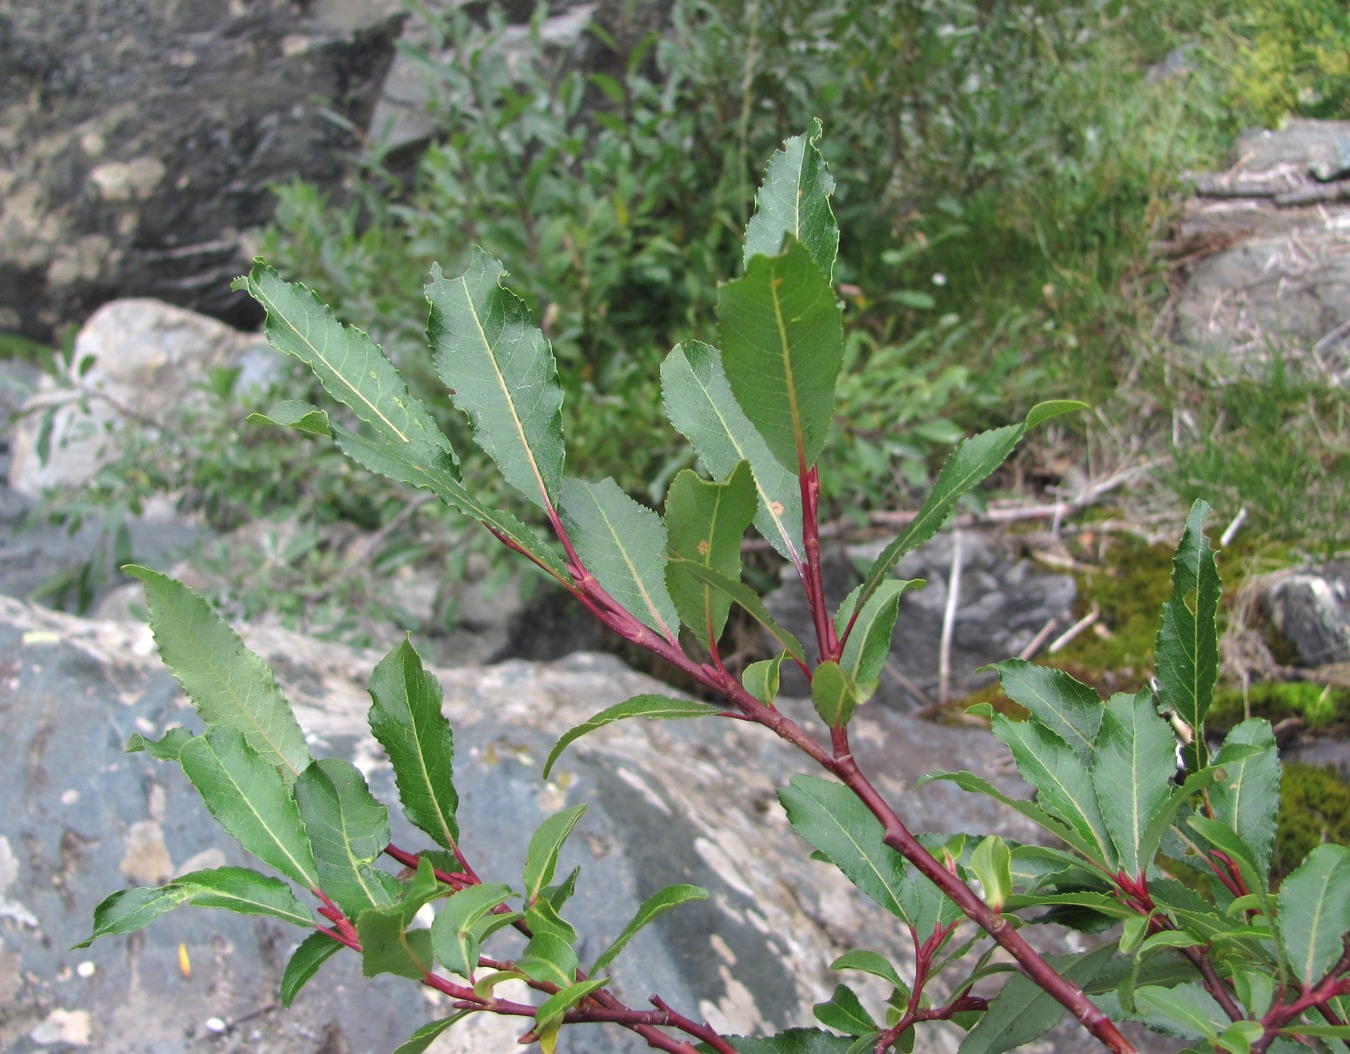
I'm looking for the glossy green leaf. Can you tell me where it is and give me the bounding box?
[743,653,785,705]
[526,897,576,944]
[811,661,861,728]
[664,462,757,646]
[1154,500,1221,771]
[247,399,332,436]
[918,769,1092,857]
[542,694,722,779]
[561,476,679,640]
[535,976,611,1030]
[294,758,397,916]
[660,340,803,565]
[357,908,435,980]
[76,885,190,947]
[1091,690,1178,875]
[813,983,877,1035]
[178,727,318,888]
[1211,720,1280,881]
[829,950,905,988]
[367,638,459,850]
[990,714,1112,863]
[664,559,806,662]
[1277,843,1350,985]
[517,931,578,987]
[430,882,516,978]
[280,930,343,1008]
[523,804,587,904]
[425,251,565,510]
[125,726,193,762]
[719,238,843,473]
[234,260,452,463]
[391,1014,469,1054]
[1231,967,1276,1018]
[125,566,309,781]
[984,659,1103,762]
[1134,984,1225,1041]
[970,836,1012,911]
[836,579,918,689]
[726,1029,857,1054]
[743,120,838,279]
[1135,764,1223,874]
[591,883,709,973]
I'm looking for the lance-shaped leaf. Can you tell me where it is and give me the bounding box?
[849,401,1083,620]
[367,639,459,850]
[425,251,565,510]
[744,120,838,279]
[280,930,343,1007]
[1154,499,1221,772]
[125,567,309,782]
[591,883,709,973]
[1091,691,1178,875]
[561,477,679,640]
[985,659,1103,763]
[829,950,906,989]
[234,261,452,463]
[664,559,806,662]
[294,758,398,917]
[664,462,757,646]
[918,769,1093,858]
[431,882,516,978]
[390,1014,470,1054]
[1134,983,1226,1042]
[719,239,842,473]
[661,340,803,564]
[724,1029,856,1054]
[835,579,919,689]
[813,983,877,1035]
[524,804,588,904]
[990,714,1113,864]
[517,931,579,988]
[542,694,724,779]
[1211,720,1280,881]
[535,977,611,1033]
[811,661,862,728]
[178,727,319,889]
[1277,844,1350,985]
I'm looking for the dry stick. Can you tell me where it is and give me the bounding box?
[937,530,963,706]
[1048,605,1100,654]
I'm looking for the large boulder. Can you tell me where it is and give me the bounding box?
[0,595,1063,1053]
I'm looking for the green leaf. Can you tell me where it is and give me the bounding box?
[849,423,1023,620]
[280,931,343,1008]
[743,653,785,705]
[959,943,1119,1054]
[591,883,709,973]
[811,661,862,728]
[970,836,1012,912]
[1231,966,1276,1018]
[517,931,578,987]
[726,1029,857,1054]
[75,885,190,948]
[430,882,516,978]
[367,638,459,851]
[425,251,565,510]
[542,694,722,780]
[234,260,453,464]
[664,559,806,662]
[814,983,877,1035]
[984,659,1103,763]
[125,726,193,762]
[829,950,905,989]
[1211,720,1280,881]
[1277,843,1350,985]
[661,340,803,565]
[919,770,1093,856]
[1134,984,1225,1040]
[536,977,610,1033]
[719,238,843,473]
[779,775,955,932]
[990,714,1112,863]
[178,727,318,888]
[391,1014,470,1054]
[836,579,918,689]
[1091,690,1179,875]
[293,758,397,916]
[743,121,838,279]
[173,866,314,926]
[357,907,435,980]
[523,804,587,904]
[561,476,679,641]
[664,462,758,647]
[1154,499,1221,771]
[247,399,332,436]
[125,567,310,781]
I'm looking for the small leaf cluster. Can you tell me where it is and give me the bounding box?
[83,128,1350,1054]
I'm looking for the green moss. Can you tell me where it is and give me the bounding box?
[1211,681,1350,734]
[1274,762,1350,881]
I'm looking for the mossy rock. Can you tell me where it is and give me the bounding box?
[1274,762,1350,881]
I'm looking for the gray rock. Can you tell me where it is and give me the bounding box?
[0,0,402,342]
[1259,564,1350,667]
[765,530,1078,708]
[0,595,1068,1054]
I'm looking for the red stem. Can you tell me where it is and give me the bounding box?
[798,464,840,661]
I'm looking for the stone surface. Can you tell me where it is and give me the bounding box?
[0,595,1083,1054]
[765,531,1078,708]
[0,0,402,343]
[1259,563,1350,667]
[1169,119,1350,383]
